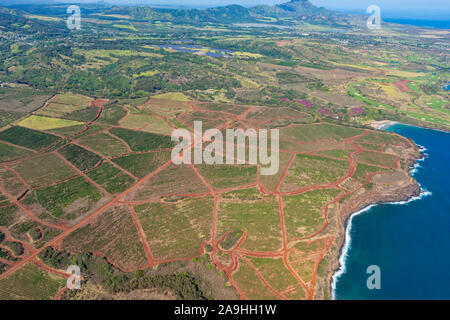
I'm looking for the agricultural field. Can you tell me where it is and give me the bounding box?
[0,263,65,300]
[0,0,445,301]
[0,84,427,301]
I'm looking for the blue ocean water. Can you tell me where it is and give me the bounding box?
[333,124,450,300]
[383,18,450,29]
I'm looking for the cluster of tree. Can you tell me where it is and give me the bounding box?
[40,247,208,300]
[106,272,208,300]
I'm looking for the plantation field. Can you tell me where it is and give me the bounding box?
[280,154,349,191]
[283,189,341,241]
[218,188,282,252]
[0,142,32,162]
[124,163,209,201]
[37,93,92,118]
[135,197,214,261]
[232,261,280,300]
[111,151,171,178]
[109,127,173,152]
[77,132,130,157]
[247,257,306,299]
[196,164,257,190]
[0,264,64,300]
[63,205,148,270]
[0,126,61,151]
[86,162,135,194]
[11,153,77,188]
[0,1,440,298]
[59,144,102,171]
[17,115,82,131]
[280,123,363,143]
[35,176,103,219]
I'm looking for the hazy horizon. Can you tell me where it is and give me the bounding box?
[1,0,449,19]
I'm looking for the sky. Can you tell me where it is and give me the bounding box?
[3,0,450,19]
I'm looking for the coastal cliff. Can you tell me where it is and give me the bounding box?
[314,142,422,300]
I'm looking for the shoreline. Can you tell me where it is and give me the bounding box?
[368,120,399,130]
[329,125,430,300]
[368,120,450,133]
[331,182,431,299]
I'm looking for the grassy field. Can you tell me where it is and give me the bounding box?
[37,93,92,118]
[17,115,82,131]
[0,2,443,300]
[247,257,306,299]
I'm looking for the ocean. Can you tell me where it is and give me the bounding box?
[333,124,450,300]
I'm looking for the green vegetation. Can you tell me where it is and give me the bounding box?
[282,154,349,190]
[11,153,76,188]
[109,127,173,152]
[39,247,207,299]
[283,188,341,240]
[17,115,82,131]
[112,150,170,178]
[197,164,257,189]
[77,132,130,157]
[59,144,102,171]
[219,231,243,250]
[97,104,127,125]
[61,107,99,122]
[135,197,214,260]
[36,176,102,218]
[3,241,24,256]
[356,150,399,169]
[0,142,31,162]
[0,126,60,151]
[0,0,445,301]
[0,205,17,227]
[281,124,363,143]
[218,189,282,252]
[86,162,135,194]
[0,264,65,300]
[353,163,388,183]
[63,206,147,270]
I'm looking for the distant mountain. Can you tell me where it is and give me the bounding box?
[277,0,318,12]
[1,0,361,27]
[121,0,356,26]
[249,0,348,25]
